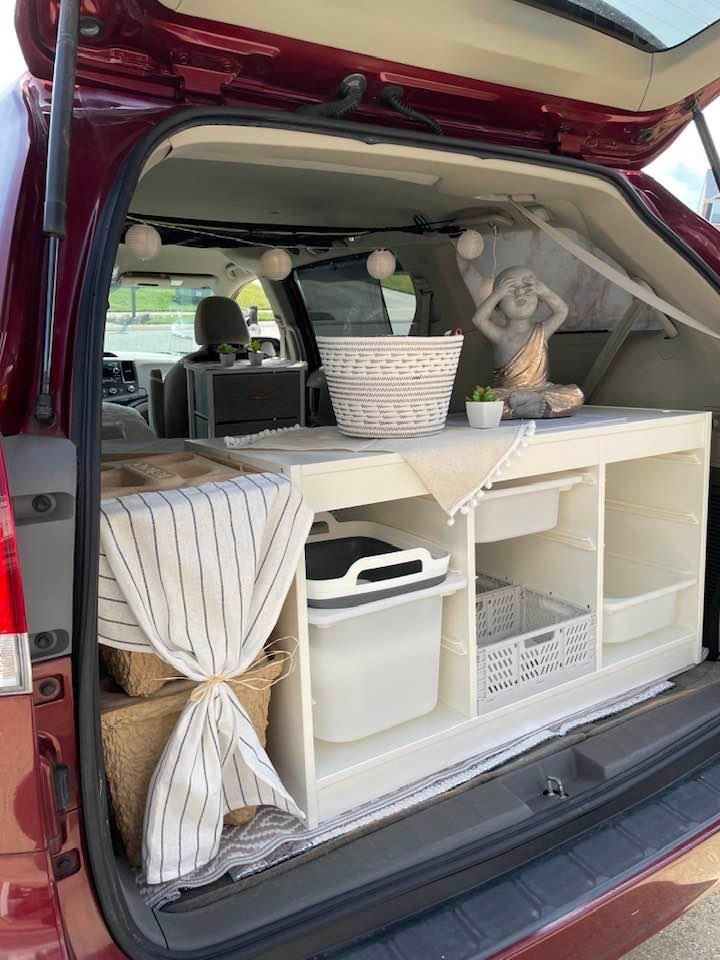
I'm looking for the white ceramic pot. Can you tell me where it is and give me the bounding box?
[249,351,263,367]
[466,400,504,429]
[219,352,235,367]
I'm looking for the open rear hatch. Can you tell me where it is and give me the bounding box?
[15,0,720,167]
[14,2,720,959]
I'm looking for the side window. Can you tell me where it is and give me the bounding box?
[296,257,416,337]
[380,273,417,336]
[234,278,280,340]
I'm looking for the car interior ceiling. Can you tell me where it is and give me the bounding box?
[96,125,720,926]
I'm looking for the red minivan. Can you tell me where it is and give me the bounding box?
[4,2,720,958]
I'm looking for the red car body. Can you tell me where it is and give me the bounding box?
[2,2,720,957]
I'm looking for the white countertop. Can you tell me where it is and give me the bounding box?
[187,407,705,474]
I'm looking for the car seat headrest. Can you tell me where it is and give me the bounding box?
[194,296,250,346]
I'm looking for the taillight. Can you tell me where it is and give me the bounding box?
[0,446,30,694]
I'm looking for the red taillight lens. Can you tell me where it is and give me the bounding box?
[0,447,30,694]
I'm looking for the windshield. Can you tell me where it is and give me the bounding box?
[104,280,279,357]
[519,0,720,50]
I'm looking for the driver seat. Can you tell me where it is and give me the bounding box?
[154,296,250,438]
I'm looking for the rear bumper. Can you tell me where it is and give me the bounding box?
[18,755,720,959]
[324,757,720,960]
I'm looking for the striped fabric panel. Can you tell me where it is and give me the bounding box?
[99,473,313,883]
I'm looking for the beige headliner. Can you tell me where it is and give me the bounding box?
[130,125,719,336]
[158,0,719,111]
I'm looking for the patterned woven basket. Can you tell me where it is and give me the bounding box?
[317,336,463,438]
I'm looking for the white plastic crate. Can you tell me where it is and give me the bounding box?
[476,575,596,711]
[603,554,696,645]
[474,474,584,543]
[309,572,466,742]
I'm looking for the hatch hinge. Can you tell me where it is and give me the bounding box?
[555,131,587,157]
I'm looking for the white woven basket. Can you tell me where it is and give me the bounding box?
[317,336,463,438]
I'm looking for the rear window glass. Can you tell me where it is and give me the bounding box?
[519,0,720,50]
[296,257,416,337]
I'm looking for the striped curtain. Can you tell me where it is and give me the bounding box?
[98,473,313,884]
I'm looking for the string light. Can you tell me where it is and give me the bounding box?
[366,249,396,280]
[456,228,485,260]
[125,223,162,261]
[259,248,293,281]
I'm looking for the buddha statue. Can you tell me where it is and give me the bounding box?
[467,265,584,419]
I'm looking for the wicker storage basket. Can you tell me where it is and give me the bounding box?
[101,452,240,499]
[101,657,282,867]
[317,336,463,438]
[100,646,183,698]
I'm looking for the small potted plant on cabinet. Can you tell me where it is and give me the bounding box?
[248,339,264,367]
[217,342,236,368]
[466,385,504,428]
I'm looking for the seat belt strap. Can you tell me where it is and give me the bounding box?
[582,301,644,400]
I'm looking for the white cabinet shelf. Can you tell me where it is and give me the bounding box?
[601,626,696,669]
[191,406,711,827]
[315,702,468,783]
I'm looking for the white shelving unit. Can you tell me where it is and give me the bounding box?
[190,406,711,826]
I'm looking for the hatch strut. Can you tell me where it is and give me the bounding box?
[35,0,80,426]
[692,100,720,204]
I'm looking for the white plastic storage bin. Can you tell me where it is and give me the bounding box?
[603,554,696,644]
[476,575,595,711]
[308,572,465,742]
[474,475,584,543]
[306,512,449,608]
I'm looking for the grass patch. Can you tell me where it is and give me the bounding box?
[381,275,415,296]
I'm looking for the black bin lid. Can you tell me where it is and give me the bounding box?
[305,536,422,583]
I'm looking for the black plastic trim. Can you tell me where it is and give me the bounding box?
[322,753,720,960]
[72,105,720,960]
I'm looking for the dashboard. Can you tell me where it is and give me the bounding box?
[102,356,143,401]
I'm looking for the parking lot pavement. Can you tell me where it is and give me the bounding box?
[623,888,720,959]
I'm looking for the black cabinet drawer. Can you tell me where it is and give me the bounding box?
[213,371,300,421]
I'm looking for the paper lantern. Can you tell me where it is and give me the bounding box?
[125,223,162,262]
[366,249,396,280]
[260,248,293,281]
[456,229,485,260]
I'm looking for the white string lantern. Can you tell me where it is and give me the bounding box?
[125,223,162,261]
[456,229,485,261]
[367,249,396,280]
[260,247,293,281]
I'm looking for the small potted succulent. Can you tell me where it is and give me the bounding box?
[217,342,236,367]
[466,385,504,429]
[248,338,263,367]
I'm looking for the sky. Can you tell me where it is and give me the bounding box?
[0,6,717,212]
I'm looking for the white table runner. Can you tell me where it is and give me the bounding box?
[226,421,536,523]
[99,473,313,883]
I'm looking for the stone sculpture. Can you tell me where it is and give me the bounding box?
[460,259,584,419]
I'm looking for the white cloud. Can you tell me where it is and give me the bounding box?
[0,5,715,214]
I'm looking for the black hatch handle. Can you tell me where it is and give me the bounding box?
[35,0,80,426]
